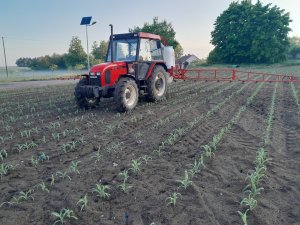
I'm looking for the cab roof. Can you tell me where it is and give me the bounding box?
[112,32,161,40]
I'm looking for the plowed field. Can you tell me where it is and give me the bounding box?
[0,79,299,225]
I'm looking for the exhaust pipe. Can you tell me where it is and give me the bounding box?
[109,24,114,62]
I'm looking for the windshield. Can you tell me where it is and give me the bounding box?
[106,38,138,62]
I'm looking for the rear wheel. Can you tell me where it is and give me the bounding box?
[114,77,139,112]
[74,78,99,109]
[147,65,167,101]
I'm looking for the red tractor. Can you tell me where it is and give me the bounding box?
[75,24,175,112]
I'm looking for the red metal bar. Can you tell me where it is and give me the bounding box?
[170,67,300,83]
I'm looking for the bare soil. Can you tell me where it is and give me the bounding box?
[0,80,299,225]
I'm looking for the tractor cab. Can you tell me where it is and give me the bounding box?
[75,25,175,112]
[106,32,163,62]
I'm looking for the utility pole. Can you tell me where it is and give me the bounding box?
[1,37,8,77]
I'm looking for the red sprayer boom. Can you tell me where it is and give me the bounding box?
[169,66,300,83]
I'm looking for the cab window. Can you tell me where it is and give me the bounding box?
[139,39,163,61]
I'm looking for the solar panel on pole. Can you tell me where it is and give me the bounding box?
[80,17,92,25]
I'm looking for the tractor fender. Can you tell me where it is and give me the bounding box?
[145,62,168,80]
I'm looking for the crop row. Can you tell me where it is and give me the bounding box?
[238,83,278,225]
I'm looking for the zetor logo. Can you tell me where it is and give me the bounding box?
[90,76,98,78]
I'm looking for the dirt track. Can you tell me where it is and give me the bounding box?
[0,80,299,225]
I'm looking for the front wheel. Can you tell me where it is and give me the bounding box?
[147,65,167,102]
[74,78,99,109]
[114,77,139,112]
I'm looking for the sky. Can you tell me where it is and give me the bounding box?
[0,0,300,66]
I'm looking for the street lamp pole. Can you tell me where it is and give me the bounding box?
[85,24,90,71]
[85,22,97,71]
[80,17,96,72]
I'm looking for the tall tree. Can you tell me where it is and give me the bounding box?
[208,0,291,64]
[288,36,300,59]
[64,36,87,68]
[91,40,108,62]
[129,17,183,59]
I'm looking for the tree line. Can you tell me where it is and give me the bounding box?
[16,37,109,70]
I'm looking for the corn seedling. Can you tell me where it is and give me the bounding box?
[244,180,264,198]
[119,170,130,181]
[30,156,39,166]
[38,152,50,162]
[119,181,132,193]
[78,137,85,144]
[90,149,102,163]
[106,141,123,153]
[23,122,32,127]
[17,189,34,202]
[41,136,47,143]
[52,133,60,141]
[56,171,71,181]
[93,184,110,199]
[154,145,163,156]
[48,122,61,130]
[28,141,38,148]
[187,159,203,177]
[51,208,78,225]
[246,169,265,189]
[0,163,11,178]
[62,141,76,153]
[240,193,257,211]
[69,161,80,174]
[130,159,142,173]
[166,192,181,206]
[237,209,249,225]
[177,170,192,189]
[20,129,31,138]
[77,194,88,212]
[141,155,152,164]
[0,149,7,161]
[255,148,272,167]
[50,174,56,186]
[38,182,50,193]
[104,124,114,134]
[202,145,215,158]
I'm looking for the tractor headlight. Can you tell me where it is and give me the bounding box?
[89,72,95,76]
[96,72,101,76]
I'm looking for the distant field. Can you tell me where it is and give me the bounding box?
[0,67,86,82]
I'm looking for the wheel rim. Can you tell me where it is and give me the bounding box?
[154,72,166,97]
[124,85,137,107]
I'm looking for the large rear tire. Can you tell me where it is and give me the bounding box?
[114,77,139,112]
[147,65,167,102]
[74,78,99,109]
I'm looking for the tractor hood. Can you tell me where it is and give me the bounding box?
[89,62,127,75]
[88,61,128,87]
